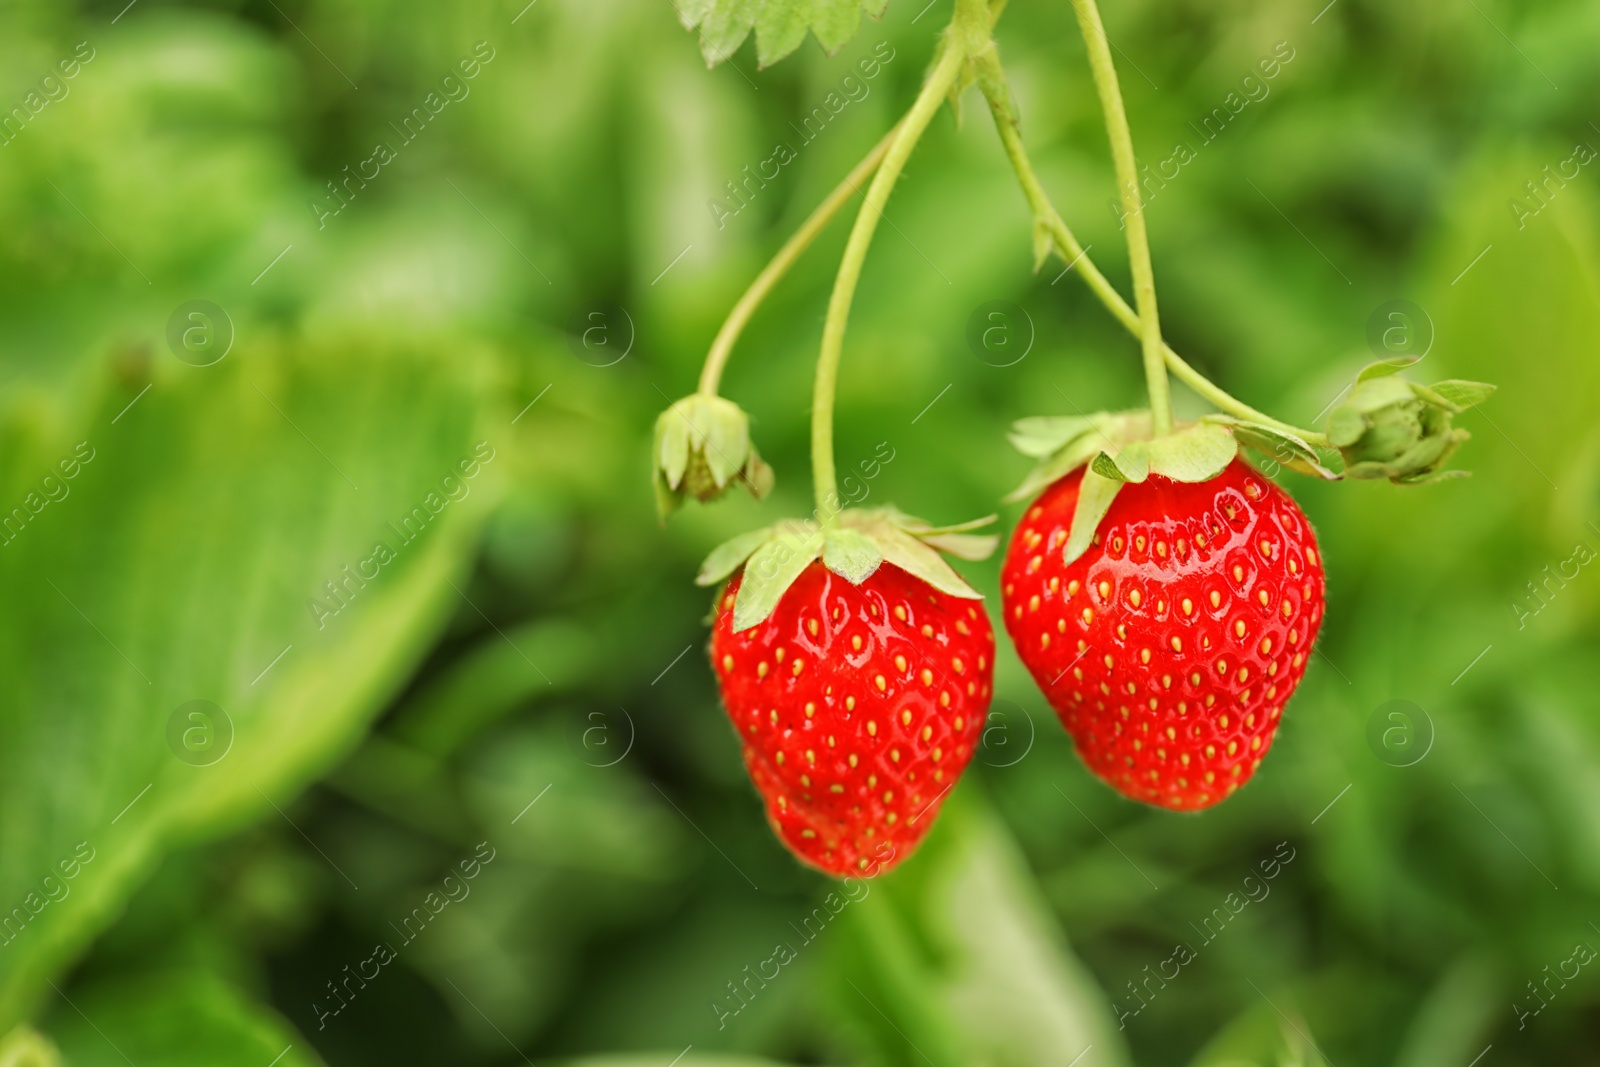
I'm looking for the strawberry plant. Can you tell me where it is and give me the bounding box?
[658,0,1494,868]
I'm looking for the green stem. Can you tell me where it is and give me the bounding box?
[697,123,903,397]
[974,54,1331,449]
[811,17,978,522]
[1067,0,1171,435]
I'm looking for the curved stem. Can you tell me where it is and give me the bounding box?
[975,55,1331,448]
[1067,0,1171,436]
[697,123,903,396]
[811,27,975,523]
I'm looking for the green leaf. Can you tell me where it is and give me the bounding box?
[870,523,983,600]
[564,1058,797,1067]
[675,0,892,69]
[822,526,884,584]
[892,513,999,537]
[389,619,596,758]
[1063,468,1123,565]
[0,339,498,1030]
[743,446,776,499]
[1188,998,1329,1067]
[1090,440,1148,483]
[1356,357,1420,382]
[1325,406,1368,448]
[1206,417,1339,480]
[1008,415,1099,459]
[831,794,1133,1067]
[46,969,324,1067]
[732,526,823,631]
[1430,379,1497,410]
[1343,374,1416,415]
[0,1025,59,1067]
[698,397,751,489]
[1395,467,1472,485]
[1147,423,1238,482]
[919,532,1000,560]
[1004,432,1104,503]
[696,526,775,587]
[656,408,691,489]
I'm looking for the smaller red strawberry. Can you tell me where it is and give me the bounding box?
[700,510,997,876]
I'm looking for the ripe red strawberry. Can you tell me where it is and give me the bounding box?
[1001,459,1324,811]
[711,561,994,876]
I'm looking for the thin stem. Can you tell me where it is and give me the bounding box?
[1067,0,1171,435]
[697,123,903,396]
[811,23,976,522]
[974,54,1331,448]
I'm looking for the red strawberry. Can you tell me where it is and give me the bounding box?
[1001,459,1324,810]
[711,560,994,876]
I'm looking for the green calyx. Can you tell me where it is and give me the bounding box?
[1006,409,1336,566]
[698,507,998,632]
[653,394,775,519]
[1325,362,1496,484]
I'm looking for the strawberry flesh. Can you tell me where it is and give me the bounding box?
[1001,460,1325,811]
[711,562,994,876]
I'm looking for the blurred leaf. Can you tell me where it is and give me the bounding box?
[674,0,892,69]
[0,1024,60,1067]
[1188,999,1329,1067]
[563,1057,795,1067]
[0,337,500,1030]
[46,969,322,1066]
[1392,955,1499,1067]
[833,793,1131,1067]
[388,620,595,759]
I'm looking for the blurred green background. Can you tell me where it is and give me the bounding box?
[0,0,1597,1063]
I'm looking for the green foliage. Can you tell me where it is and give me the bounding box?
[0,337,499,1034]
[0,0,1594,1063]
[48,970,324,1067]
[674,0,893,69]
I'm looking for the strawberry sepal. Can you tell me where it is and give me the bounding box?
[1323,362,1495,484]
[653,394,775,519]
[698,508,998,632]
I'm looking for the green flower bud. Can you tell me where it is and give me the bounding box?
[1325,363,1495,484]
[653,394,774,518]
